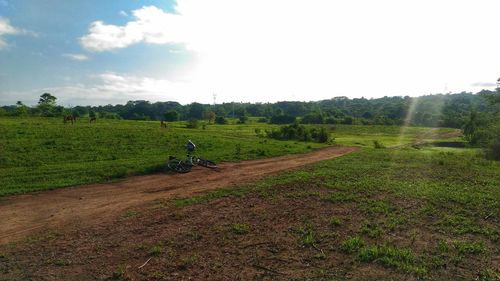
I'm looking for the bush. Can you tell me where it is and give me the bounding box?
[324,117,339,124]
[257,117,268,123]
[485,126,500,160]
[266,123,329,143]
[373,140,385,149]
[186,118,199,129]
[215,116,228,124]
[311,127,330,143]
[270,114,296,124]
[342,116,354,125]
[237,115,248,124]
[301,113,324,124]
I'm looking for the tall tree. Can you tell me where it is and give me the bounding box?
[38,93,57,116]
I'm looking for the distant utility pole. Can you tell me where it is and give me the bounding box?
[497,77,500,89]
[213,93,217,106]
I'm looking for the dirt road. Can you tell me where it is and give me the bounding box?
[0,146,358,245]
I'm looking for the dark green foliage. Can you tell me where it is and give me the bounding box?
[237,115,248,124]
[163,110,180,122]
[266,123,329,143]
[214,116,227,124]
[301,113,324,124]
[2,92,496,129]
[373,140,385,149]
[270,114,296,124]
[187,103,204,119]
[186,119,199,129]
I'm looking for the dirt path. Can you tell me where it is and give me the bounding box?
[0,146,358,245]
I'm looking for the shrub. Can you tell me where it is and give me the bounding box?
[485,126,500,160]
[373,140,385,149]
[311,127,329,143]
[238,115,248,124]
[257,117,268,123]
[342,116,354,125]
[301,113,324,124]
[215,116,228,124]
[186,119,199,129]
[270,114,296,124]
[266,123,329,143]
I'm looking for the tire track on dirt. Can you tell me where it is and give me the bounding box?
[0,146,358,245]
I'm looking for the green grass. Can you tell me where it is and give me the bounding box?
[357,245,426,276]
[0,117,459,196]
[230,223,251,235]
[0,117,326,196]
[171,144,499,278]
[341,236,364,253]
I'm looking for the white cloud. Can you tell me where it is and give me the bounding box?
[0,72,194,106]
[81,6,186,52]
[0,16,20,49]
[78,1,500,102]
[62,53,89,61]
[119,10,128,17]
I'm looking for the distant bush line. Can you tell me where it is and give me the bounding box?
[1,91,497,129]
[266,123,331,143]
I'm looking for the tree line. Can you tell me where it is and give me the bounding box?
[1,91,497,129]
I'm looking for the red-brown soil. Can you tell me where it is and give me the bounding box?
[0,146,358,245]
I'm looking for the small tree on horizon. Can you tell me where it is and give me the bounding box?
[38,93,57,116]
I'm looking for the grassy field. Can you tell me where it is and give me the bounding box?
[167,147,499,280]
[0,117,457,196]
[1,143,498,280]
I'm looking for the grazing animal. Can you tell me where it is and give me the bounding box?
[161,120,167,128]
[63,115,76,124]
[89,116,97,123]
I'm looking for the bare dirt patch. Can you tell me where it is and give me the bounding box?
[0,184,411,281]
[0,146,358,245]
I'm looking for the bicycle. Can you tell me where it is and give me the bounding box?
[167,140,218,173]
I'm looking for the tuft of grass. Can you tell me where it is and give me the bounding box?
[358,245,426,276]
[231,223,251,235]
[148,244,163,256]
[53,258,70,266]
[361,223,383,238]
[178,255,198,270]
[323,191,357,203]
[453,240,486,255]
[298,223,316,247]
[341,236,364,253]
[360,199,394,215]
[329,216,342,227]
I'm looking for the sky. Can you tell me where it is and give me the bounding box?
[0,0,499,106]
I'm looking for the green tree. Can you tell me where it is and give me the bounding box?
[164,110,180,121]
[187,103,204,119]
[15,101,29,116]
[463,110,478,145]
[38,93,57,116]
[205,111,216,124]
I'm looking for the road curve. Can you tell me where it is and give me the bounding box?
[0,146,358,244]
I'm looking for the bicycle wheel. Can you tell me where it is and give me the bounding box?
[168,160,192,173]
[198,159,217,169]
